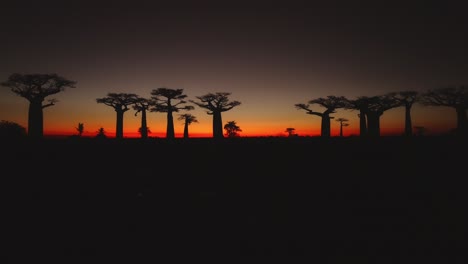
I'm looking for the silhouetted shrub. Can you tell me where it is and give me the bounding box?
[0,120,27,138]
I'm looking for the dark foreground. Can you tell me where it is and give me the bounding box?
[1,136,467,262]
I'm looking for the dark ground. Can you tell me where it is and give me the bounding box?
[1,136,467,262]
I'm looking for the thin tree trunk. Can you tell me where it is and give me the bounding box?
[28,100,43,139]
[213,111,223,138]
[140,109,148,139]
[116,110,124,139]
[359,111,367,137]
[167,110,174,139]
[183,122,189,139]
[404,105,412,136]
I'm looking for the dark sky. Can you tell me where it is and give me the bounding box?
[1,1,467,136]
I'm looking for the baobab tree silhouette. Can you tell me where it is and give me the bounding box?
[390,91,419,137]
[421,86,468,137]
[96,93,139,139]
[295,96,347,137]
[1,73,76,139]
[285,128,296,137]
[335,118,349,137]
[133,96,153,139]
[178,113,198,139]
[150,88,193,139]
[190,92,241,139]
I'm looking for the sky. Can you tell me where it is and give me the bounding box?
[1,1,467,138]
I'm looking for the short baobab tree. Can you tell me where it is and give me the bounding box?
[335,118,349,137]
[285,128,296,137]
[133,97,153,139]
[190,92,241,139]
[96,93,139,139]
[1,73,76,139]
[178,113,198,139]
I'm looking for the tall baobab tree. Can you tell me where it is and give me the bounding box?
[335,118,349,137]
[178,113,198,139]
[420,86,468,136]
[150,88,193,139]
[295,96,347,137]
[96,93,139,139]
[133,97,153,139]
[391,91,419,137]
[365,94,401,137]
[1,73,76,139]
[224,120,242,138]
[344,96,370,138]
[190,92,241,139]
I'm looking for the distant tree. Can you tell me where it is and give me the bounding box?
[0,120,27,138]
[150,88,193,139]
[96,93,139,139]
[420,86,468,136]
[133,97,153,139]
[390,91,419,137]
[1,73,76,139]
[224,121,242,138]
[76,122,84,137]
[285,127,296,137]
[295,96,348,137]
[190,92,241,139]
[178,113,198,139]
[95,127,107,139]
[335,118,349,137]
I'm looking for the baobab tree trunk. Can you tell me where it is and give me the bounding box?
[367,112,381,137]
[321,115,331,137]
[340,123,343,137]
[28,99,44,139]
[455,106,468,136]
[183,122,189,139]
[404,105,412,137]
[116,110,124,139]
[358,111,367,137]
[213,111,224,138]
[167,111,175,139]
[140,109,148,139]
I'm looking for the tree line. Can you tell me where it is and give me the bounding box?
[1,73,467,139]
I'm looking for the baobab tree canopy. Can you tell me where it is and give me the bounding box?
[1,73,76,101]
[191,92,241,138]
[96,93,139,139]
[1,73,76,138]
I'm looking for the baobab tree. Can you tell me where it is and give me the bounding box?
[190,92,241,139]
[96,93,139,139]
[178,113,198,139]
[224,121,242,138]
[345,94,400,137]
[1,73,76,138]
[420,86,468,136]
[335,118,349,137]
[391,91,419,137]
[133,97,153,139]
[150,88,193,139]
[364,94,401,137]
[285,127,297,137]
[295,96,347,137]
[344,96,370,138]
